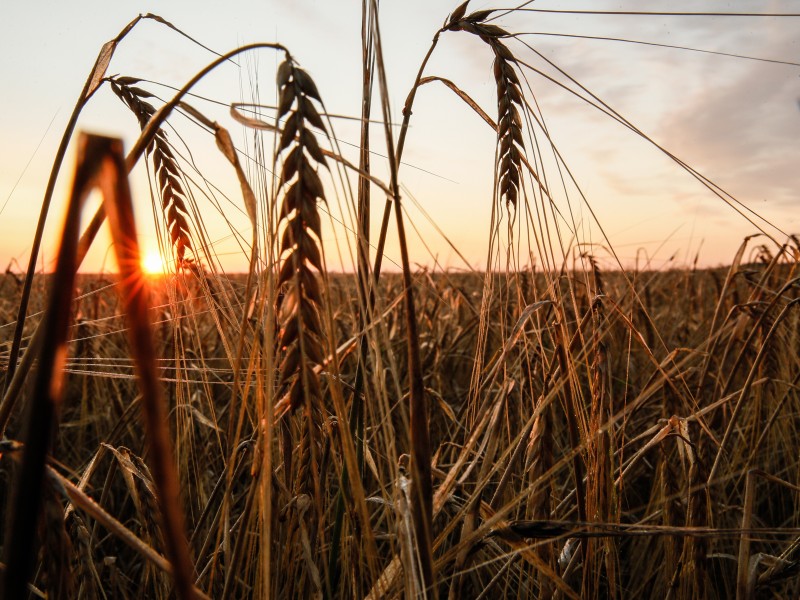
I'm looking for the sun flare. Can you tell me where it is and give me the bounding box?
[141,250,167,275]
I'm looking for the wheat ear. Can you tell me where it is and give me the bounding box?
[446,6,525,209]
[110,77,194,264]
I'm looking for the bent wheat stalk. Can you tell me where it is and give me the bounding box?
[0,42,289,436]
[4,12,224,395]
[2,134,196,600]
[3,14,147,394]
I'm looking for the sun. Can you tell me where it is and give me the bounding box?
[141,249,167,275]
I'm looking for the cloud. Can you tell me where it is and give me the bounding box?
[655,24,800,208]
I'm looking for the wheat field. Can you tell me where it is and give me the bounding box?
[1,2,799,599]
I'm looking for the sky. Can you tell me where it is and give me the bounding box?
[1,1,798,274]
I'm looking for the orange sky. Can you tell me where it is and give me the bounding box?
[1,1,798,274]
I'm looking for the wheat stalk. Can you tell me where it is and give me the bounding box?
[270,58,331,592]
[38,479,74,599]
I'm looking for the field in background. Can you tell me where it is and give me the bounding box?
[3,248,800,598]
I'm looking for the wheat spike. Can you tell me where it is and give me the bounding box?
[110,77,194,264]
[274,59,328,416]
[446,8,525,209]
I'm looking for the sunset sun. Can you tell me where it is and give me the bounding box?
[141,249,167,275]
